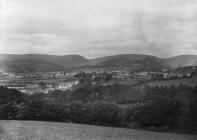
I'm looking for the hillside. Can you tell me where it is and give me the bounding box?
[146,76,197,87]
[3,54,197,72]
[0,59,65,73]
[164,55,197,68]
[0,54,90,72]
[0,54,171,72]
[90,54,170,71]
[0,54,90,67]
[0,120,196,140]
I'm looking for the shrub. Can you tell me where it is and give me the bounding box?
[87,102,121,126]
[42,101,70,122]
[134,99,182,128]
[0,102,16,119]
[25,93,46,120]
[70,87,93,103]
[68,101,88,123]
[120,105,139,127]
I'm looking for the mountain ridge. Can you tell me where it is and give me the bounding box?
[163,55,197,68]
[0,54,196,72]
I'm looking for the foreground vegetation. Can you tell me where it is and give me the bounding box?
[0,120,196,140]
[0,80,197,134]
[147,76,197,87]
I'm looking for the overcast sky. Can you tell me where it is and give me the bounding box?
[0,0,197,58]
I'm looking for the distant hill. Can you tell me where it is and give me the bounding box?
[0,54,90,67]
[0,59,65,73]
[0,54,90,72]
[164,55,197,68]
[0,54,172,72]
[90,54,170,71]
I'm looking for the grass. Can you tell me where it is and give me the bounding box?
[0,120,196,140]
[146,76,197,87]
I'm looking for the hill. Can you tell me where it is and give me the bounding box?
[90,54,170,71]
[0,120,196,140]
[0,54,90,67]
[164,55,197,68]
[146,76,197,87]
[0,54,170,72]
[0,59,65,73]
[0,54,90,72]
[4,54,197,72]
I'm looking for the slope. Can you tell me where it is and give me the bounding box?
[164,55,197,68]
[90,54,170,71]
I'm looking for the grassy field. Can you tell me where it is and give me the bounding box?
[146,76,197,87]
[0,120,196,140]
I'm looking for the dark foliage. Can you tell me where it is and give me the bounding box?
[134,99,182,128]
[0,84,197,133]
[86,102,121,126]
[68,101,88,123]
[70,87,93,103]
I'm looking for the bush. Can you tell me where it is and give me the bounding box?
[70,87,93,103]
[190,99,197,130]
[120,106,139,127]
[42,101,70,122]
[68,101,88,123]
[87,102,121,126]
[1,85,197,132]
[133,99,182,128]
[0,86,28,120]
[0,102,16,119]
[25,93,46,120]
[181,96,197,131]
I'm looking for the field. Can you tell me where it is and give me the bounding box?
[146,76,197,87]
[0,121,196,140]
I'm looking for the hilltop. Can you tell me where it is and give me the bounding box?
[0,54,170,72]
[163,55,197,68]
[0,53,197,72]
[90,54,169,71]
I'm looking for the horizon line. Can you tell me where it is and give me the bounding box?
[0,53,197,59]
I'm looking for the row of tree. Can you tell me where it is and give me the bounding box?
[0,84,197,132]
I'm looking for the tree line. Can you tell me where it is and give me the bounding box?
[0,83,197,133]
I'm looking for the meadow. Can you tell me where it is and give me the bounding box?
[0,120,196,140]
[146,76,197,87]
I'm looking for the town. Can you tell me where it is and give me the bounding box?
[0,65,196,94]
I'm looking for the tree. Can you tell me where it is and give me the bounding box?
[26,93,46,120]
[70,87,93,103]
[42,101,70,122]
[87,102,121,126]
[134,99,182,128]
[39,82,47,89]
[68,101,87,123]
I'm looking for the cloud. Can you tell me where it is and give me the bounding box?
[0,33,72,54]
[0,0,197,58]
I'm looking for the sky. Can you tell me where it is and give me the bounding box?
[0,0,197,58]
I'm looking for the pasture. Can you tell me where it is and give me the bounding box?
[0,120,196,140]
[146,76,197,87]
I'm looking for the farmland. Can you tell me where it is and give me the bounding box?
[146,76,197,87]
[0,120,196,140]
